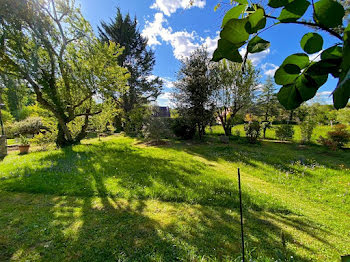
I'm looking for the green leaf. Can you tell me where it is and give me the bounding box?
[277,84,303,110]
[278,0,310,22]
[281,53,309,68]
[305,63,329,86]
[212,39,243,63]
[275,65,300,85]
[268,0,289,8]
[274,53,309,85]
[314,0,345,28]
[222,5,247,28]
[334,25,350,109]
[247,36,270,53]
[300,33,323,54]
[295,75,319,101]
[333,68,350,109]
[220,18,250,45]
[321,45,342,60]
[308,59,341,77]
[246,9,266,33]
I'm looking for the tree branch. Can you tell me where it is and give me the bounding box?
[265,15,343,40]
[74,110,102,118]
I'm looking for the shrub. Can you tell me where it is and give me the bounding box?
[172,117,196,140]
[244,121,261,144]
[234,130,241,137]
[10,117,47,136]
[275,125,294,141]
[142,117,173,141]
[124,107,151,136]
[31,117,57,149]
[318,124,350,150]
[1,110,14,124]
[318,136,338,151]
[300,116,317,144]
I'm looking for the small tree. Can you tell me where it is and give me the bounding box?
[244,121,261,144]
[173,48,216,139]
[275,125,295,141]
[212,60,259,136]
[257,76,279,138]
[300,115,317,143]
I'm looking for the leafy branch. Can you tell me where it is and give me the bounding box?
[212,0,349,109]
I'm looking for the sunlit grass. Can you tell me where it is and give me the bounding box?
[208,124,338,144]
[0,135,349,261]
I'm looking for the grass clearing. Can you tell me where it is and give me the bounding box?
[208,124,336,144]
[0,135,349,261]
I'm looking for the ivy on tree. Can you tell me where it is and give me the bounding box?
[213,0,349,110]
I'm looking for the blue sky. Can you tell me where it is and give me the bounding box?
[79,0,339,106]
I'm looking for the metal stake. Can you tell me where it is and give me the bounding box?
[238,168,245,262]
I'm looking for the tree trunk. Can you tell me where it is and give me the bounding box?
[224,125,232,136]
[56,123,71,147]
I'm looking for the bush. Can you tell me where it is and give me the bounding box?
[318,124,350,150]
[142,117,173,141]
[300,116,317,143]
[10,117,47,136]
[172,117,196,140]
[1,110,14,124]
[318,136,338,151]
[275,125,294,141]
[234,130,241,137]
[244,121,261,144]
[124,107,151,136]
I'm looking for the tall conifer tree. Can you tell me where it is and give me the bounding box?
[99,9,162,115]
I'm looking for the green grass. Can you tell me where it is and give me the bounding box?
[6,138,17,146]
[208,124,335,144]
[0,135,349,261]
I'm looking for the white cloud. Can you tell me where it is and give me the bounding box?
[308,91,332,104]
[161,77,175,89]
[142,13,168,46]
[142,13,218,60]
[239,47,271,65]
[151,0,206,16]
[157,92,174,107]
[317,91,332,96]
[261,63,278,77]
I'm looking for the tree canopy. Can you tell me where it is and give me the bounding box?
[0,0,129,147]
[98,9,162,116]
[212,59,259,136]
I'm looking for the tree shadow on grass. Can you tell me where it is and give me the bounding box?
[0,138,347,261]
[0,190,324,262]
[0,141,283,211]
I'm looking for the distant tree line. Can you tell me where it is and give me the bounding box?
[172,47,350,140]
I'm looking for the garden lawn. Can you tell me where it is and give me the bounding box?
[0,135,349,261]
[208,124,337,144]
